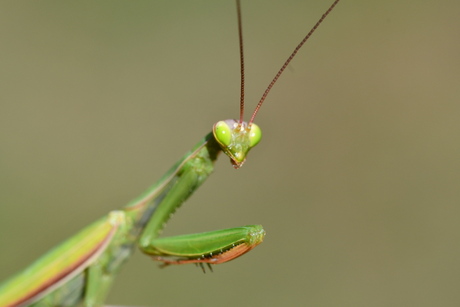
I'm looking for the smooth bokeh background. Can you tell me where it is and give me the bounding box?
[1,1,460,306]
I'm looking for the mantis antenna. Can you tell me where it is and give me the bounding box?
[234,0,342,125]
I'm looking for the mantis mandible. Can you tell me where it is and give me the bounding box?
[0,1,341,306]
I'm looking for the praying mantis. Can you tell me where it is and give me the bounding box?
[0,0,341,306]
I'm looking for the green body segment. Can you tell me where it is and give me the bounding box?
[146,225,265,258]
[0,212,126,307]
[0,131,265,307]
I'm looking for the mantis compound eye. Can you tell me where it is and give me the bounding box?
[213,121,232,147]
[248,123,262,148]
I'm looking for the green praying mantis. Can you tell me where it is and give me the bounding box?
[0,0,342,306]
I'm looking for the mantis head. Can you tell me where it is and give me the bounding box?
[213,119,261,169]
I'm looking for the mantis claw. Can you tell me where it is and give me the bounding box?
[196,263,213,273]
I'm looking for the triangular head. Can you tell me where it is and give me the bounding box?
[212,119,261,169]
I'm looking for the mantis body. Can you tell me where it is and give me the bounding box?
[0,1,341,306]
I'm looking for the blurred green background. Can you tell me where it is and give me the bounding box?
[1,1,460,306]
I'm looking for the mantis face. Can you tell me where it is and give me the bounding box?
[213,119,262,169]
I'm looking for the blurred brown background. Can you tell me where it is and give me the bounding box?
[1,1,460,306]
